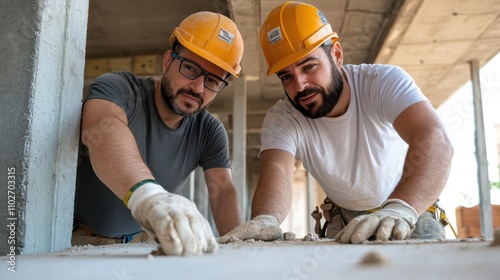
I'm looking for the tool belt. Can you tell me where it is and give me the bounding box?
[311,197,457,238]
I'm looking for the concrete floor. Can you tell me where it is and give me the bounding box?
[1,238,499,279]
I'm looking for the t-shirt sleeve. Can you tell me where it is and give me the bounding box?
[259,105,298,157]
[85,72,137,117]
[373,66,428,123]
[198,120,231,170]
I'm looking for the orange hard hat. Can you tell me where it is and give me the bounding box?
[260,1,338,76]
[170,11,244,77]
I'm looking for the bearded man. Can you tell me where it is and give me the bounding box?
[221,1,453,244]
[73,12,244,255]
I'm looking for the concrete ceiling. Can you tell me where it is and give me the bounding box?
[85,0,500,160]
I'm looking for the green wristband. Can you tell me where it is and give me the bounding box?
[123,179,158,207]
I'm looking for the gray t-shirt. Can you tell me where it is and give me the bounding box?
[74,71,230,237]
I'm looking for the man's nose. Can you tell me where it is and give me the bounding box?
[190,75,205,93]
[293,75,309,93]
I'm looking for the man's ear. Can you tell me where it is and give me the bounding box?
[331,41,343,68]
[162,50,173,73]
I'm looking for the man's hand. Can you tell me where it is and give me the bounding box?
[219,215,282,243]
[334,199,419,244]
[127,182,218,255]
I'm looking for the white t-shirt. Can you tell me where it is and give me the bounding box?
[259,64,428,211]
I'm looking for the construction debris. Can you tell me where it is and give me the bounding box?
[302,233,319,241]
[491,227,500,247]
[283,232,296,240]
[358,250,389,266]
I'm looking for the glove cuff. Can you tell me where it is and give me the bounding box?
[253,215,280,227]
[127,182,166,213]
[381,198,418,224]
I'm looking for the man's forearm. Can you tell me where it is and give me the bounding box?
[390,128,453,214]
[251,150,295,223]
[205,168,242,235]
[251,165,292,223]
[83,117,154,200]
[210,187,242,236]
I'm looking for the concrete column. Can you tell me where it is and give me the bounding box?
[232,75,248,220]
[0,0,88,254]
[179,171,195,202]
[192,167,219,235]
[194,168,209,218]
[469,60,493,238]
[306,172,316,234]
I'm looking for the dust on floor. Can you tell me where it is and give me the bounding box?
[2,235,499,280]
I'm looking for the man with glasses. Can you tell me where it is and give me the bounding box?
[73,11,244,256]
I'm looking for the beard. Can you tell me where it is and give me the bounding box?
[287,65,344,119]
[160,74,209,117]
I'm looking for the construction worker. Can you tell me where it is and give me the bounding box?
[221,1,453,244]
[73,12,244,255]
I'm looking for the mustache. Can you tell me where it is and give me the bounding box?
[295,87,325,100]
[177,89,203,105]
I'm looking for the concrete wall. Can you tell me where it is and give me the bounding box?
[0,0,88,255]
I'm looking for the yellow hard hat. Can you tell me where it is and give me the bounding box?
[170,11,244,77]
[260,1,338,76]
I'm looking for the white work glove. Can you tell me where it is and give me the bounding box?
[219,215,282,243]
[127,182,218,255]
[334,199,419,244]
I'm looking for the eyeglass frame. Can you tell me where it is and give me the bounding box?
[170,52,229,93]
